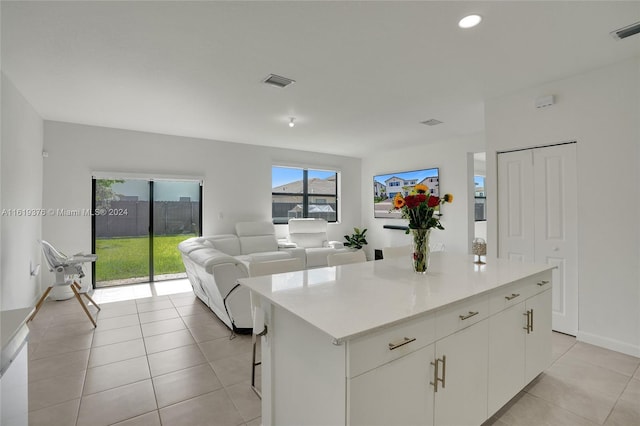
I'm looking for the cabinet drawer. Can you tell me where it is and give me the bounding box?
[489,278,534,315]
[348,314,435,378]
[530,271,552,295]
[435,295,489,340]
[489,271,552,315]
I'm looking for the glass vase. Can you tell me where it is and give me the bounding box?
[411,228,431,274]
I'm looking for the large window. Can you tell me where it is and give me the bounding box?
[272,166,338,224]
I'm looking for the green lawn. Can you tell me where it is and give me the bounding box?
[95,234,195,282]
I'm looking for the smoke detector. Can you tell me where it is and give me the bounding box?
[263,74,296,88]
[420,119,443,126]
[610,21,640,40]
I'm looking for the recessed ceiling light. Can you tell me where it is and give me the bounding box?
[289,117,296,128]
[459,14,482,29]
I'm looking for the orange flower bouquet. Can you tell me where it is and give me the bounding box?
[392,184,453,273]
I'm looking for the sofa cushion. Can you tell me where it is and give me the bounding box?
[205,235,241,256]
[289,232,326,248]
[288,218,329,248]
[236,251,292,264]
[236,221,278,254]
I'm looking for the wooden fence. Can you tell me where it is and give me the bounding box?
[95,200,200,238]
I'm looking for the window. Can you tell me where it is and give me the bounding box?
[474,176,486,221]
[272,166,338,224]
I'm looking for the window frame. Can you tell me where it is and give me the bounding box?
[272,166,339,224]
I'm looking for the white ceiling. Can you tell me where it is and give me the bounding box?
[3,1,640,158]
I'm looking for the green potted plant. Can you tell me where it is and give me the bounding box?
[344,227,368,250]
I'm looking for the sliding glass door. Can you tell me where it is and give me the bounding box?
[93,178,201,288]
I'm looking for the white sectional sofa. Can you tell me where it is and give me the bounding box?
[178,219,349,332]
[178,222,304,333]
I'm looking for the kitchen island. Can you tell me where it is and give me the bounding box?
[238,252,554,426]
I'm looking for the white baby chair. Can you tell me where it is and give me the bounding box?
[248,257,304,399]
[28,240,101,327]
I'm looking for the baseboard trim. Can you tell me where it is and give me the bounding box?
[576,331,640,358]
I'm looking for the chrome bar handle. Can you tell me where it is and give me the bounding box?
[440,355,446,389]
[505,293,521,301]
[523,310,531,334]
[388,336,416,351]
[430,358,440,392]
[459,311,479,321]
[537,280,550,287]
[430,356,446,392]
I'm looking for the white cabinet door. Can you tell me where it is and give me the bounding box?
[434,320,489,426]
[349,344,435,426]
[488,302,526,416]
[525,288,553,383]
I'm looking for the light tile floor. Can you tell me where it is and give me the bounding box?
[27,280,640,426]
[27,279,261,426]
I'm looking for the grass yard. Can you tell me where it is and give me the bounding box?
[95,234,195,282]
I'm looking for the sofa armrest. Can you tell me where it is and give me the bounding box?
[278,240,298,249]
[327,241,345,249]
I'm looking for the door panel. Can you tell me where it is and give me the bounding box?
[533,144,578,335]
[498,144,578,335]
[498,150,534,263]
[152,181,201,282]
[94,179,150,286]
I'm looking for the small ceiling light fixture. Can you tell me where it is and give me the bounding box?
[289,117,296,128]
[421,118,443,126]
[458,14,482,29]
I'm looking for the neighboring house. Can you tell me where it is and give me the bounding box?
[385,176,418,199]
[418,176,440,196]
[373,180,386,199]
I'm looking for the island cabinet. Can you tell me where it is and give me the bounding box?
[239,254,554,426]
[487,273,552,416]
[349,294,490,426]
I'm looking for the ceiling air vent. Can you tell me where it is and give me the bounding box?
[610,21,640,40]
[421,119,443,126]
[263,74,296,88]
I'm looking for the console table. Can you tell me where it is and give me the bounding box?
[238,253,554,426]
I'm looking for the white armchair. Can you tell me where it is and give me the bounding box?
[286,218,349,267]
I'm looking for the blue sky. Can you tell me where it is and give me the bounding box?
[272,167,335,188]
[373,168,438,185]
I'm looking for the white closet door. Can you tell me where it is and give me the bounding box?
[498,150,535,263]
[498,144,578,335]
[533,144,578,335]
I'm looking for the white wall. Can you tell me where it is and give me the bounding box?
[1,73,44,310]
[360,134,485,260]
[43,121,361,283]
[485,58,640,356]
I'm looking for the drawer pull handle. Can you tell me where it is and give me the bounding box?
[537,280,550,286]
[505,293,521,301]
[430,355,446,392]
[459,311,479,321]
[388,336,416,351]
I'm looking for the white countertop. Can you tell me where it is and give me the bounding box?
[1,308,32,377]
[238,253,553,344]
